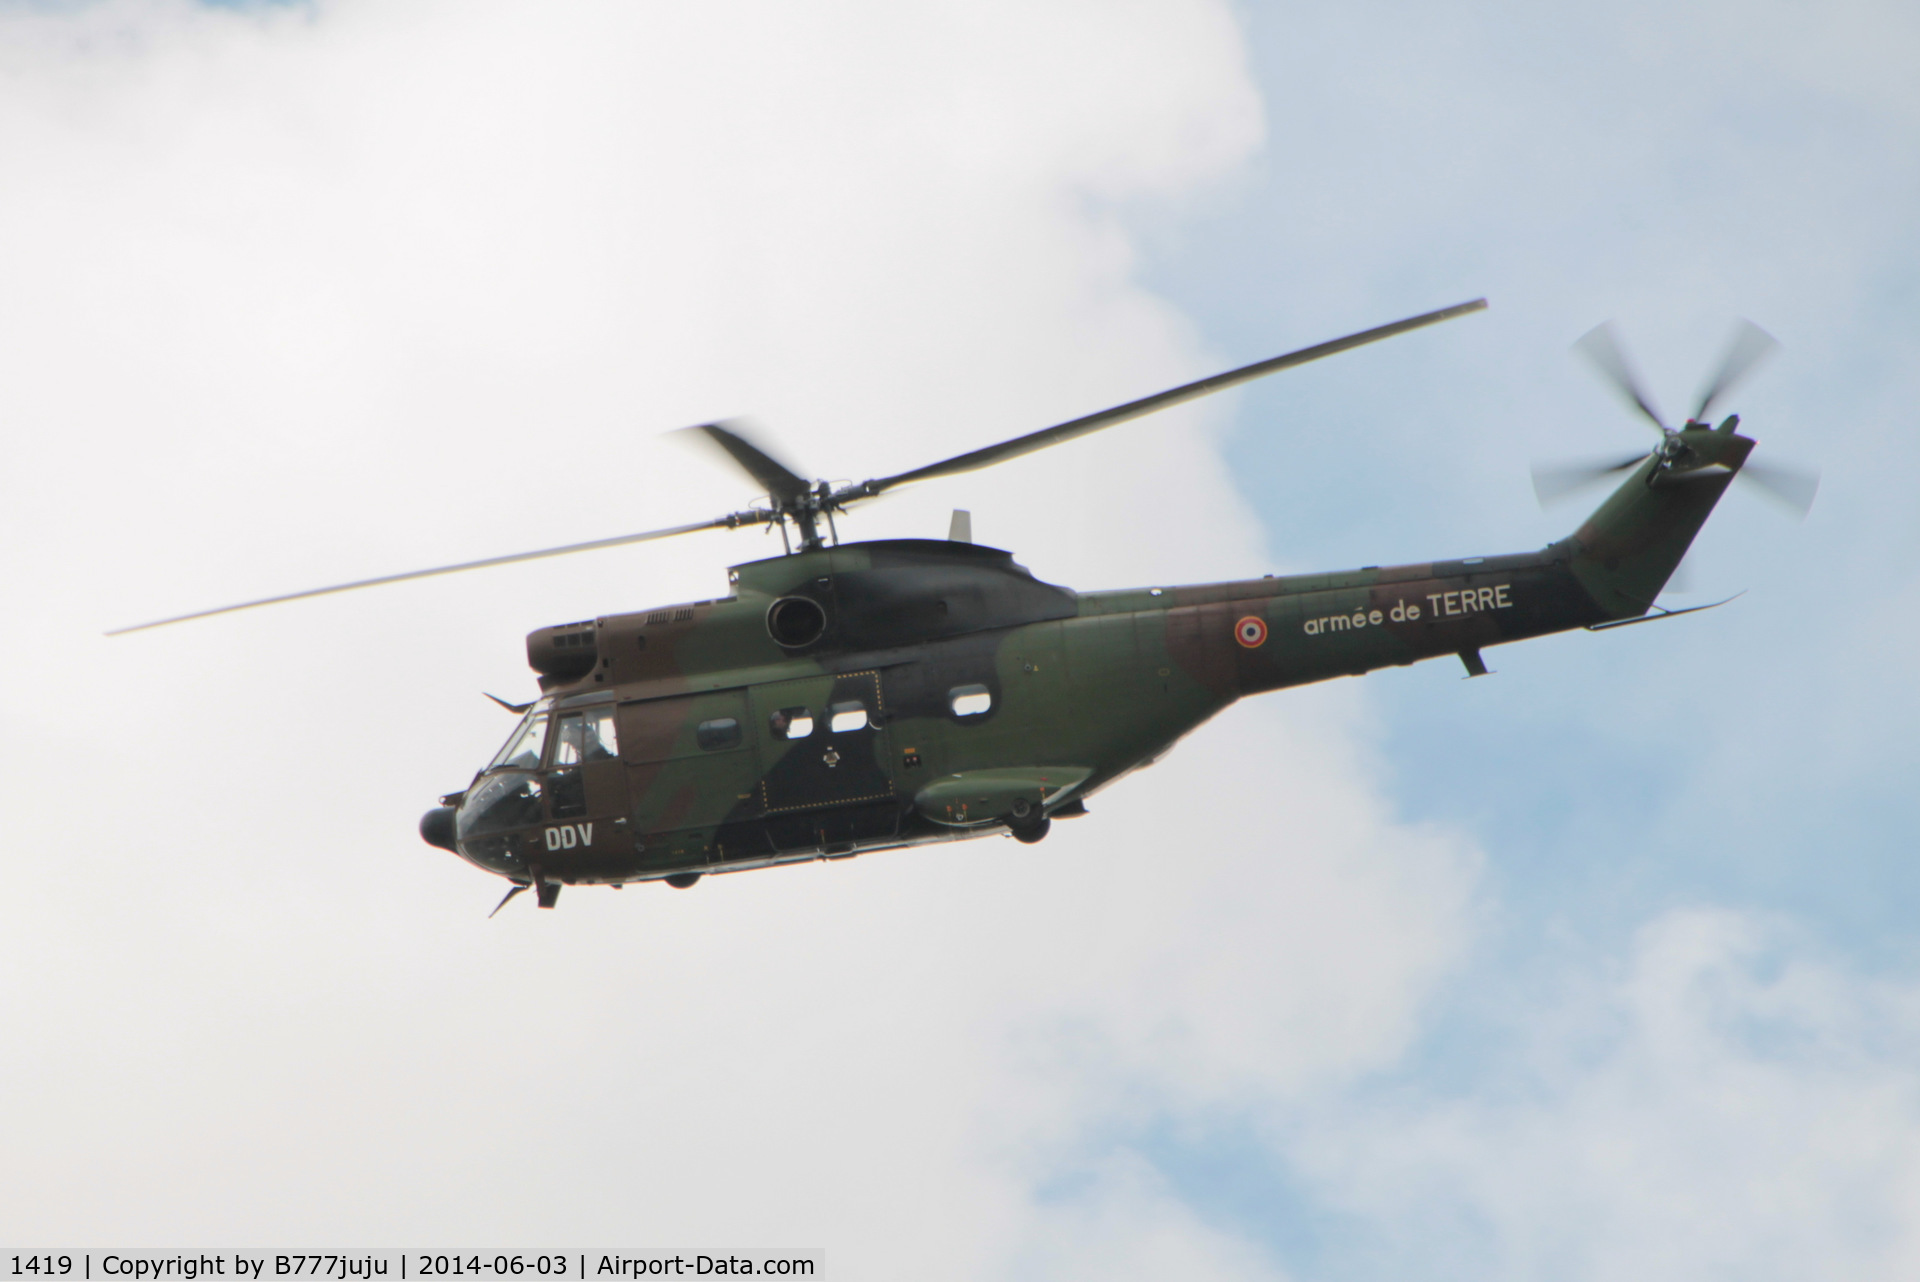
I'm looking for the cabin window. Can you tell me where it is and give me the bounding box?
[620,693,743,765]
[949,684,992,718]
[770,707,815,740]
[829,701,869,734]
[490,712,550,771]
[697,717,743,751]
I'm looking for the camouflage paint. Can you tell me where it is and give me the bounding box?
[429,429,1747,896]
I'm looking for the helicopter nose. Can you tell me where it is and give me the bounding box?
[419,806,458,852]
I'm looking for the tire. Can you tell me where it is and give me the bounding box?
[1010,816,1051,845]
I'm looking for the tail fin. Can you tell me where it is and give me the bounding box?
[1563,426,1753,619]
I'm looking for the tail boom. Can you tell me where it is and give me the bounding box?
[1130,430,1753,699]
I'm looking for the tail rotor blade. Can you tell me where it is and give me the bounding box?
[1574,322,1668,433]
[1692,320,1778,422]
[1530,452,1649,507]
[1739,459,1819,516]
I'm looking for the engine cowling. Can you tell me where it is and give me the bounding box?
[526,620,598,678]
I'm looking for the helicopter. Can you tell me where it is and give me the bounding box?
[111,299,1814,913]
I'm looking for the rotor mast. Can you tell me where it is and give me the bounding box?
[783,482,836,552]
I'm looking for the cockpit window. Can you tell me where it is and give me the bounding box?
[457,771,545,843]
[552,707,618,767]
[490,713,551,771]
[584,708,617,760]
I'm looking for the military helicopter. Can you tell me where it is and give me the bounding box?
[112,299,1813,913]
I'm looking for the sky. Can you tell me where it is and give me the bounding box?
[0,1,1916,1278]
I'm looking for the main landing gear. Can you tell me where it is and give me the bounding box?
[1008,797,1051,845]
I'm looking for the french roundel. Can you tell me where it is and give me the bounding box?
[1235,615,1268,648]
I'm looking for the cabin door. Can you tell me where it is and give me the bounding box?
[542,703,630,861]
[750,670,894,813]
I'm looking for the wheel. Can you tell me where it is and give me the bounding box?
[1010,816,1051,845]
[664,872,702,889]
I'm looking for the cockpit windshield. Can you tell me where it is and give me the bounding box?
[489,710,551,771]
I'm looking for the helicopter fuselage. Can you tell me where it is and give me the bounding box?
[425,428,1750,897]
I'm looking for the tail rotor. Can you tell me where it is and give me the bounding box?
[1533,319,1817,517]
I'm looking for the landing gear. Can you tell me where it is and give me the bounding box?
[664,872,702,889]
[1011,818,1051,844]
[1007,797,1051,844]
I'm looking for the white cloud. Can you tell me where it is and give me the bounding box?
[14,3,1912,1275]
[1005,1150,1294,1282]
[1294,909,1920,1280]
[0,1,1477,1275]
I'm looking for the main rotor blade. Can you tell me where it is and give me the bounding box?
[682,420,813,505]
[1574,322,1668,433]
[106,512,769,635]
[1738,459,1819,516]
[839,298,1488,499]
[1692,320,1778,422]
[1530,452,1649,506]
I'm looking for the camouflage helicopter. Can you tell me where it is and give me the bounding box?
[113,300,1814,913]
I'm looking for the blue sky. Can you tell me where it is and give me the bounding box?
[1124,3,1920,1271]
[1203,0,1920,956]
[1,1,1916,1278]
